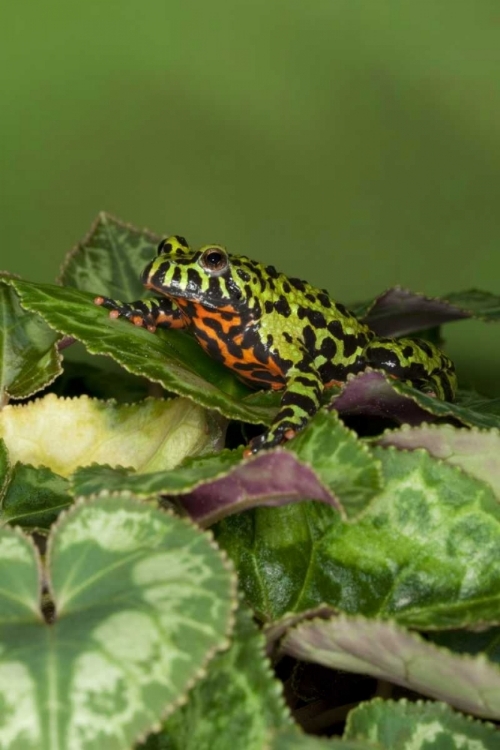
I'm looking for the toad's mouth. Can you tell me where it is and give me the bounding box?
[142,262,244,312]
[143,279,234,312]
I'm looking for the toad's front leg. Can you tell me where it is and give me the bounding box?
[94,295,185,332]
[245,359,322,455]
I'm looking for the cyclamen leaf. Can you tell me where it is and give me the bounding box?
[444,289,500,320]
[311,447,500,627]
[345,699,499,749]
[142,604,291,750]
[0,495,235,750]
[179,449,339,525]
[0,462,72,531]
[376,423,500,500]
[285,410,382,519]
[0,394,222,477]
[71,449,244,499]
[355,285,500,336]
[282,616,500,720]
[59,212,161,298]
[332,370,500,431]
[49,358,155,403]
[181,410,382,524]
[72,410,382,525]
[0,277,61,401]
[428,627,500,663]
[0,439,8,497]
[215,502,339,622]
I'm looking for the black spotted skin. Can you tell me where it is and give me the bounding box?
[95,236,457,453]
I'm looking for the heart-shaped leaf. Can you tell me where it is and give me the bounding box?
[0,495,235,749]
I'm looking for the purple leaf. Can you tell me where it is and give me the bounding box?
[178,449,340,526]
[281,614,500,719]
[362,286,469,336]
[332,371,437,426]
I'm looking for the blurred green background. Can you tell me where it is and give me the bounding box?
[1,1,499,394]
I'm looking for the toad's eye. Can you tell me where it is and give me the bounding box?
[199,248,228,273]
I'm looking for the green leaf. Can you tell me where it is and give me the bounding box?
[71,449,244,499]
[345,699,499,748]
[454,390,500,417]
[217,448,500,627]
[0,463,72,531]
[142,603,291,750]
[444,289,500,320]
[58,212,161,298]
[428,627,500,663]
[376,423,500,500]
[0,439,9,497]
[7,278,275,425]
[282,616,500,720]
[215,502,339,621]
[350,447,500,628]
[0,277,61,401]
[286,410,382,519]
[0,394,222,477]
[421,388,500,430]
[0,526,40,623]
[0,495,235,750]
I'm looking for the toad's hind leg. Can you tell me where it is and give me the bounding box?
[364,337,457,401]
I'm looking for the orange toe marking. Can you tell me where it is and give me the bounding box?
[109,310,119,319]
[94,296,105,305]
[324,379,343,389]
[283,429,297,441]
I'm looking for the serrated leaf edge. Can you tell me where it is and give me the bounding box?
[360,285,471,322]
[281,612,500,699]
[56,212,162,285]
[345,696,499,737]
[0,521,45,619]
[45,491,239,747]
